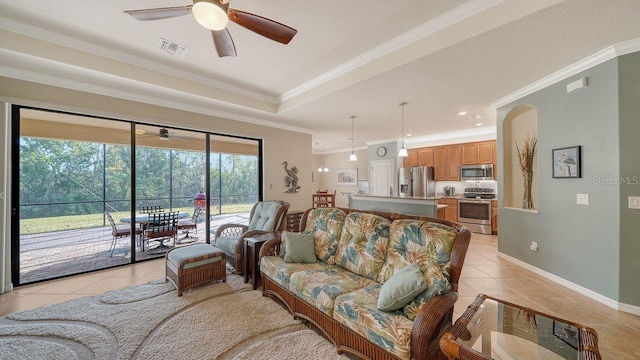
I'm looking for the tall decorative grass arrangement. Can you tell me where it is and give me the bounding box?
[515,133,537,209]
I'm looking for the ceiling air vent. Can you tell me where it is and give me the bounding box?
[157,38,188,57]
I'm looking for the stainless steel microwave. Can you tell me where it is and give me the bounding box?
[461,164,494,180]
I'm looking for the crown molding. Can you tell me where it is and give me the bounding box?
[492,37,640,109]
[279,0,504,104]
[0,49,313,135]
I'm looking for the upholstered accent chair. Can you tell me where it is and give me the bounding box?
[212,200,289,274]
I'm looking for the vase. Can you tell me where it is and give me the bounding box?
[522,169,534,210]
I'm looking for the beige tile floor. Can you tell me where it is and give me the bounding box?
[1,234,639,358]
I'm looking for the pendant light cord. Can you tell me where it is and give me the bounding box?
[400,102,407,146]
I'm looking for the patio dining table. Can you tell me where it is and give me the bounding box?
[120,212,190,252]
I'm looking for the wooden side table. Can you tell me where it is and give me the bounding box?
[286,210,304,232]
[243,232,280,290]
[440,294,600,360]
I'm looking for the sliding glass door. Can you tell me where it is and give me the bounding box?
[11,106,262,286]
[14,109,133,284]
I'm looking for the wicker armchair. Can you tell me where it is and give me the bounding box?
[211,200,289,275]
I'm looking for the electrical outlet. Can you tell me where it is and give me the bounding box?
[630,196,640,209]
[530,242,538,252]
[577,194,589,205]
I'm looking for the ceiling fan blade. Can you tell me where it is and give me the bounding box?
[212,29,237,57]
[227,9,297,44]
[125,6,193,21]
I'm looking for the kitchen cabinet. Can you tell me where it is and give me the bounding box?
[491,200,498,235]
[409,140,494,180]
[434,146,460,181]
[438,198,458,223]
[461,141,494,165]
[461,143,477,164]
[478,142,493,164]
[447,145,461,180]
[434,147,447,181]
[417,148,434,166]
[404,149,418,167]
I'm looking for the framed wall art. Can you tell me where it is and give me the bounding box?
[552,146,581,178]
[336,168,357,185]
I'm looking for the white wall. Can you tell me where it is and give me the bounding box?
[313,149,368,208]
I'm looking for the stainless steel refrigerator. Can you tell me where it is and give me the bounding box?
[398,166,435,197]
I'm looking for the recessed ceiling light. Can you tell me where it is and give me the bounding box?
[467,114,482,120]
[458,111,468,116]
[406,133,413,137]
[475,123,484,127]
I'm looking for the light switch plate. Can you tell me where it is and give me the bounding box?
[629,196,640,209]
[577,194,589,205]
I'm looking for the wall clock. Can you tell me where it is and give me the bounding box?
[377,146,387,157]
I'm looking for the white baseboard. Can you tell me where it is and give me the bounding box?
[2,283,13,294]
[619,302,640,316]
[497,252,640,316]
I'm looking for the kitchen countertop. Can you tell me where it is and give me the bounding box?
[351,194,439,201]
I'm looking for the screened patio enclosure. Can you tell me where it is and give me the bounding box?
[12,107,261,285]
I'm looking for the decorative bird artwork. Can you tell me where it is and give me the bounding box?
[282,161,300,193]
[553,146,581,178]
[560,152,576,165]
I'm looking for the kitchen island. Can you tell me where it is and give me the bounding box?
[349,195,442,218]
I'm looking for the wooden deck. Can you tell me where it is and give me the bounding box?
[18,213,250,284]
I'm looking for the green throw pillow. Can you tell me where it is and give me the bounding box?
[377,263,428,311]
[283,232,316,263]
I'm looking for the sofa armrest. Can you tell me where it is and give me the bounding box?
[410,290,458,360]
[258,237,282,260]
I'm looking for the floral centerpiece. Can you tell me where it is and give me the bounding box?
[515,133,537,210]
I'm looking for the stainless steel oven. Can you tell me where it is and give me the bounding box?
[458,199,492,234]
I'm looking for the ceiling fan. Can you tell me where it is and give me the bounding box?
[124,0,298,57]
[135,128,191,141]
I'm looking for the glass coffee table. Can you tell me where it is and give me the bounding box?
[440,294,601,360]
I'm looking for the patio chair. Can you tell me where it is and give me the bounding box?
[177,206,202,243]
[212,200,289,275]
[106,211,142,256]
[140,205,164,214]
[145,211,178,253]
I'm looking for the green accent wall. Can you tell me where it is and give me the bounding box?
[618,52,640,306]
[498,57,624,303]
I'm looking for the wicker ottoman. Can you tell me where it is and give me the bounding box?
[166,244,226,296]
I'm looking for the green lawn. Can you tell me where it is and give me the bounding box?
[19,204,254,235]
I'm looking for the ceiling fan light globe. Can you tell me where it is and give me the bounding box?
[192,0,229,31]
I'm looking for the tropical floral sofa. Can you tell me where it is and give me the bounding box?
[259,207,471,360]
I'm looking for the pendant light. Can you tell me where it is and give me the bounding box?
[349,116,358,162]
[398,102,408,158]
